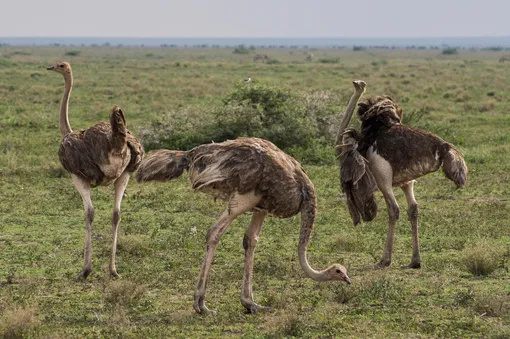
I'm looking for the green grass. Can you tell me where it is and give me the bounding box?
[0,46,509,338]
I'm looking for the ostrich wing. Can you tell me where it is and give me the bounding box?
[340,148,378,225]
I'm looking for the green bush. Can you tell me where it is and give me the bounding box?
[318,57,340,64]
[65,50,81,56]
[442,48,458,55]
[216,83,317,149]
[232,45,251,54]
[138,107,215,151]
[140,83,342,164]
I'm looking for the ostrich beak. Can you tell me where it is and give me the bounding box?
[344,276,351,284]
[47,66,55,71]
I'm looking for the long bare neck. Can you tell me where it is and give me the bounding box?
[59,72,73,137]
[335,85,365,152]
[297,184,332,282]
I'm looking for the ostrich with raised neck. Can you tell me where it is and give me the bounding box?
[47,61,144,280]
[337,82,467,269]
[136,136,351,315]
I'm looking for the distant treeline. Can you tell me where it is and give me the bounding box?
[1,42,509,51]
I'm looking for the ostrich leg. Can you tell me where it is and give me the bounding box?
[401,181,421,269]
[72,175,94,280]
[240,210,268,314]
[109,172,130,278]
[368,152,399,268]
[194,192,261,315]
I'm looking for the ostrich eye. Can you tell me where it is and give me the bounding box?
[59,64,64,68]
[335,269,341,273]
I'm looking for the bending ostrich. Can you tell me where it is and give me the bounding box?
[337,83,467,269]
[136,137,351,314]
[47,61,144,279]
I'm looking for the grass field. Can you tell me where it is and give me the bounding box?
[0,46,509,338]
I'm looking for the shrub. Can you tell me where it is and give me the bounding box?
[139,83,342,164]
[318,57,340,64]
[138,107,216,151]
[0,58,16,67]
[232,45,251,54]
[462,241,505,276]
[442,48,458,55]
[216,83,317,149]
[65,50,81,56]
[266,58,281,64]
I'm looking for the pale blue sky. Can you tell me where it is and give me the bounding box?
[2,0,508,37]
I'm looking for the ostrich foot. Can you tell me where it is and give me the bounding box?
[77,266,92,281]
[372,259,391,270]
[193,296,216,315]
[401,262,421,269]
[109,269,121,279]
[243,302,271,314]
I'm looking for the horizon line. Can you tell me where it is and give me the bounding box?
[1,35,510,39]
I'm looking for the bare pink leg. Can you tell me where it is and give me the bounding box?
[110,172,130,278]
[193,192,261,315]
[367,152,398,269]
[240,211,268,313]
[72,175,94,280]
[401,181,421,269]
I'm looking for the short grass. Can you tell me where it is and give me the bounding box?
[1,46,509,338]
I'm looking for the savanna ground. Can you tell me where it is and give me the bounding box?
[0,46,509,338]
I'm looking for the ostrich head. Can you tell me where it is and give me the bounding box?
[47,61,72,75]
[324,264,351,284]
[352,80,367,94]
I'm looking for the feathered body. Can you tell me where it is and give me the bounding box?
[59,107,144,186]
[136,137,351,314]
[340,97,467,226]
[356,97,466,188]
[137,137,310,218]
[339,94,467,269]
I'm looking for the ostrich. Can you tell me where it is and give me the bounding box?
[136,137,351,314]
[337,82,467,269]
[47,61,144,279]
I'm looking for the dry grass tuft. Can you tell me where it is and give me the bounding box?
[462,241,505,276]
[104,280,145,308]
[0,306,39,339]
[473,293,510,317]
[479,99,496,113]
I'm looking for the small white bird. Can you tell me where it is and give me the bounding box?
[243,77,251,83]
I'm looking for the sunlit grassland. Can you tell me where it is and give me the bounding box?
[0,46,509,338]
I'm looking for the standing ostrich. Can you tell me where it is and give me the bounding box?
[337,82,467,269]
[136,137,351,314]
[47,61,144,279]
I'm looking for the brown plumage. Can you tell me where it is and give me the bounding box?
[337,86,467,269]
[59,107,143,186]
[136,137,351,314]
[339,129,378,225]
[47,61,144,280]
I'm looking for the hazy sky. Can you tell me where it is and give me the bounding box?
[2,0,508,37]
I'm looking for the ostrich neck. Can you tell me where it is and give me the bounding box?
[298,246,329,282]
[298,189,330,282]
[60,73,73,137]
[335,89,364,148]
